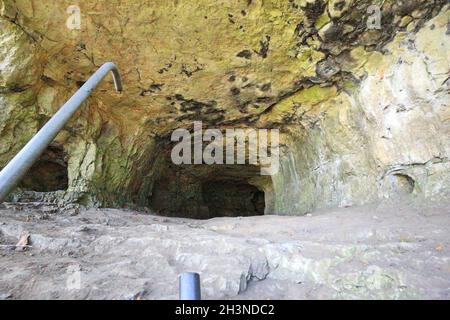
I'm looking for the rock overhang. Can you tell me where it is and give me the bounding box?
[0,0,448,214]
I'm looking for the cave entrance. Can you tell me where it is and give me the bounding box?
[149,161,273,219]
[20,143,68,192]
[201,179,265,218]
[147,135,275,219]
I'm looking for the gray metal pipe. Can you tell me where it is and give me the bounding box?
[0,62,122,202]
[179,272,201,300]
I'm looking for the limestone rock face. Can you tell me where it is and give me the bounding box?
[0,0,449,214]
[270,9,450,214]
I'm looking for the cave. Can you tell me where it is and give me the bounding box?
[151,175,266,219]
[19,144,68,192]
[147,139,273,219]
[194,179,266,218]
[148,161,272,219]
[0,0,446,217]
[0,0,449,301]
[201,180,265,217]
[387,173,415,197]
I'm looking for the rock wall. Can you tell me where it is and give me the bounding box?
[0,0,448,215]
[270,10,450,214]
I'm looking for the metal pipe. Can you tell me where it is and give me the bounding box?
[179,272,201,300]
[0,62,122,202]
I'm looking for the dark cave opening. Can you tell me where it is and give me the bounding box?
[150,175,266,219]
[20,143,68,192]
[148,158,271,219]
[201,179,265,218]
[147,135,275,219]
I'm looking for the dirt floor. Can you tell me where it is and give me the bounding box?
[0,200,449,300]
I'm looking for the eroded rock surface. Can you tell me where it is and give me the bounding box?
[0,1,448,214]
[0,202,449,299]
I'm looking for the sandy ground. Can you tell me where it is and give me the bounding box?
[0,201,449,300]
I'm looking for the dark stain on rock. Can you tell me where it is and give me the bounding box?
[242,82,254,89]
[237,101,251,113]
[149,84,164,92]
[259,83,271,92]
[0,84,31,93]
[230,87,241,95]
[181,64,203,77]
[256,97,272,103]
[171,96,222,123]
[173,95,218,113]
[228,13,235,24]
[158,63,172,74]
[41,75,57,85]
[180,100,210,112]
[236,50,252,59]
[174,94,185,101]
[141,84,164,96]
[256,35,271,58]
